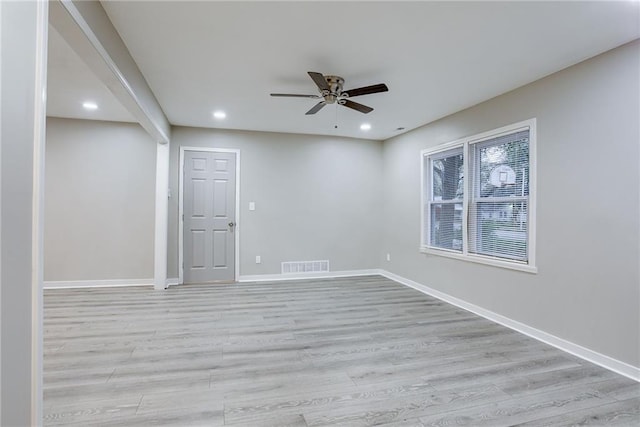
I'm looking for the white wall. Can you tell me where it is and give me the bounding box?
[169,128,383,278]
[1,1,47,424]
[45,118,156,282]
[381,40,640,367]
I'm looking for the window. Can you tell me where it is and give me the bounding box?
[421,119,536,273]
[426,147,464,252]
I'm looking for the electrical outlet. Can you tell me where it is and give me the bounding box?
[255,255,261,264]
[386,253,391,261]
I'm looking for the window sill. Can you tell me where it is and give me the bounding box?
[419,246,538,274]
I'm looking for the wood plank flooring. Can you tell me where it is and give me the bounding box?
[43,275,639,426]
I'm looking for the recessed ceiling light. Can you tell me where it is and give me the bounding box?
[213,111,226,119]
[82,101,98,110]
[360,123,371,131]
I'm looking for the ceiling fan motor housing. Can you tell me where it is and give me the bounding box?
[322,75,345,103]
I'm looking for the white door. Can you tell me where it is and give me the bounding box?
[183,150,236,283]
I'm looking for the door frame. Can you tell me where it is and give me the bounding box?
[178,147,241,284]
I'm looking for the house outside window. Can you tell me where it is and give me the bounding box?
[421,119,537,273]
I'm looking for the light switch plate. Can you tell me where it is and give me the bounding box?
[249,202,256,211]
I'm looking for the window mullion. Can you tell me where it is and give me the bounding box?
[527,123,537,267]
[462,141,470,256]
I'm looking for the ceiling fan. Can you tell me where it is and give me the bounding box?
[271,71,389,115]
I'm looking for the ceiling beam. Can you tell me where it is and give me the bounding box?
[49,0,170,143]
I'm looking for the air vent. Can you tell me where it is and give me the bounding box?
[281,260,330,274]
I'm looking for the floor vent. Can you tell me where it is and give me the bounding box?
[282,260,330,274]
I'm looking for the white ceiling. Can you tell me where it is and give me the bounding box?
[48,1,639,141]
[47,25,136,123]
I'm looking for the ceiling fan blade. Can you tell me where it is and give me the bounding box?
[305,101,327,115]
[271,93,320,98]
[342,83,388,98]
[342,99,373,114]
[308,71,330,92]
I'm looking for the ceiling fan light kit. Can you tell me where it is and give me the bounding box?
[271,71,388,115]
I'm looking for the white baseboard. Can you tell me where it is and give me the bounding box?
[166,278,180,287]
[238,269,381,283]
[43,278,154,289]
[378,270,640,382]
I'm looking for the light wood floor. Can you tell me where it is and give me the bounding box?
[43,275,639,426]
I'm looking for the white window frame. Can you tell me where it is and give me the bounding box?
[420,119,537,273]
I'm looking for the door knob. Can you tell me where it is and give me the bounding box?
[228,222,235,227]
